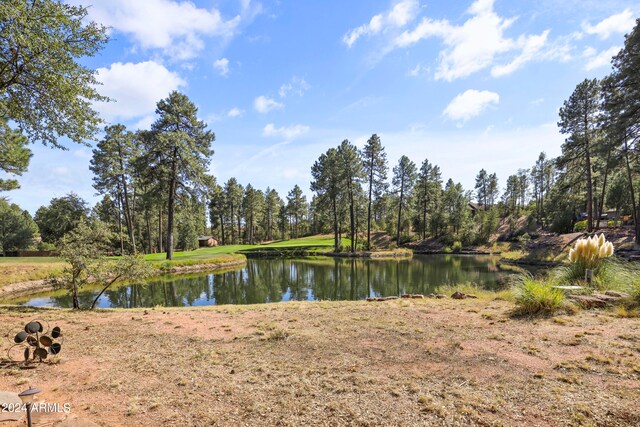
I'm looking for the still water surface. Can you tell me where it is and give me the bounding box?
[18,255,524,308]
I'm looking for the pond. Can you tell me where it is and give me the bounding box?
[14,255,526,308]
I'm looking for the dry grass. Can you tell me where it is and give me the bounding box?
[0,258,65,287]
[0,300,638,426]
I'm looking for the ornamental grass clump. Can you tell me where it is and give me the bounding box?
[568,233,614,268]
[562,234,614,286]
[513,276,566,316]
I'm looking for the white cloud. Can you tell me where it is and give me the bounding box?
[94,61,186,122]
[443,89,499,122]
[582,9,636,40]
[213,58,230,76]
[66,0,256,60]
[343,0,419,47]
[254,96,284,114]
[491,30,550,77]
[393,0,551,80]
[134,115,155,130]
[584,46,620,71]
[262,123,310,140]
[227,107,244,117]
[279,77,311,98]
[408,64,429,77]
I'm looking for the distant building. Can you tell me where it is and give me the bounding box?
[197,236,219,247]
[468,202,485,217]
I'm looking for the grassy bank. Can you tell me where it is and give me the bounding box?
[0,257,66,287]
[0,299,638,425]
[0,236,355,289]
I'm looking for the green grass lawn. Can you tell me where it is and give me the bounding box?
[143,235,350,262]
[143,245,254,262]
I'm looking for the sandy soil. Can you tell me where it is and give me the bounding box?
[0,299,638,426]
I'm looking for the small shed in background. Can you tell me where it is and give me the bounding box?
[198,236,219,247]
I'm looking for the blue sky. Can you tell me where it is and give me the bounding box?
[4,0,639,213]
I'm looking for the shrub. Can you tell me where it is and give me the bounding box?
[451,241,463,253]
[629,270,640,303]
[37,241,56,251]
[517,232,531,245]
[388,242,397,250]
[553,258,635,292]
[573,220,588,232]
[443,246,452,253]
[513,276,566,316]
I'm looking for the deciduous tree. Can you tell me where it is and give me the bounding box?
[0,0,108,147]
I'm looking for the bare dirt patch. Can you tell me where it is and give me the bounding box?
[0,300,638,426]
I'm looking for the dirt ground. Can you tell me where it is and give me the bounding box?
[0,299,638,426]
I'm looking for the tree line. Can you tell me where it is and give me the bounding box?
[1,2,640,258]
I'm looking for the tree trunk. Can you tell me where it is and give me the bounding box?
[348,182,355,253]
[333,197,339,252]
[623,135,639,243]
[422,191,427,240]
[249,213,254,244]
[230,202,235,244]
[166,155,177,260]
[146,210,152,254]
[219,213,225,245]
[596,149,611,231]
[72,273,79,309]
[366,160,373,250]
[116,193,124,255]
[396,177,404,243]
[117,145,136,254]
[585,137,593,233]
[158,208,163,253]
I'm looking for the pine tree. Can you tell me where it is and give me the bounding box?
[415,159,441,240]
[208,182,226,244]
[338,140,364,252]
[286,185,307,239]
[243,184,264,244]
[392,156,417,243]
[146,91,214,260]
[90,124,138,253]
[224,178,243,244]
[0,119,31,191]
[474,169,489,207]
[604,21,640,242]
[558,78,601,232]
[311,148,342,251]
[263,188,282,241]
[361,134,387,249]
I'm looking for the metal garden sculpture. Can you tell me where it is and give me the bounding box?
[6,320,63,363]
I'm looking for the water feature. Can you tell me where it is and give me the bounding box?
[14,255,525,308]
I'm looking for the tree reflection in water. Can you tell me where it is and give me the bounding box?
[23,255,520,308]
